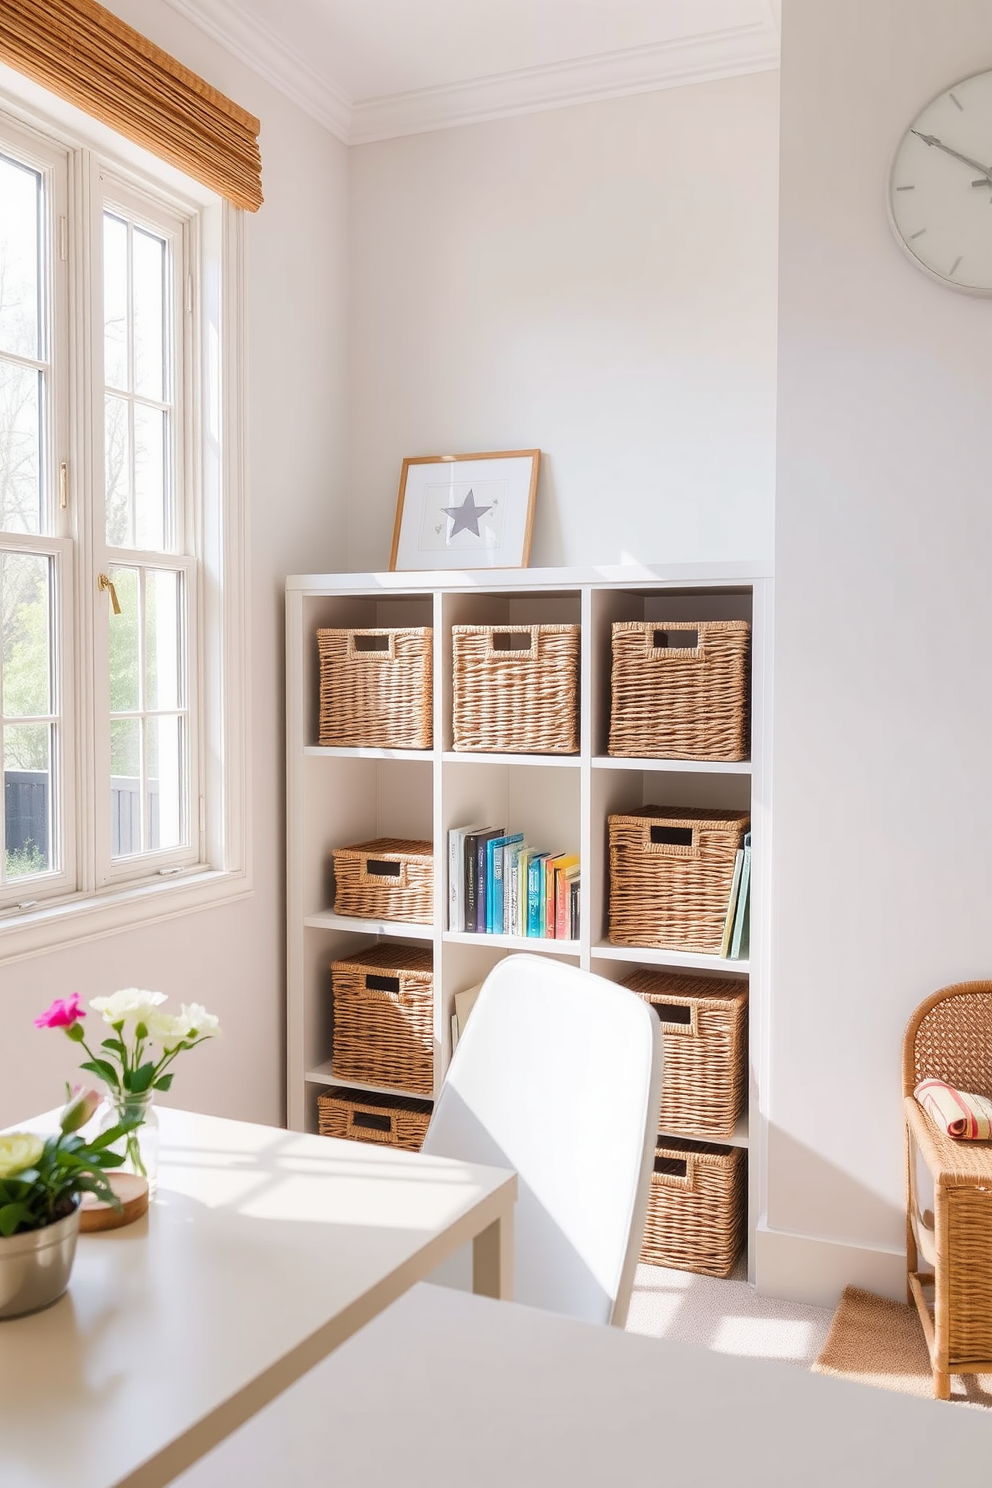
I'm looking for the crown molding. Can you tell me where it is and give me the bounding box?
[350,23,780,145]
[160,0,352,141]
[160,1,779,147]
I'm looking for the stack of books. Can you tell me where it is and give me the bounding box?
[447,824,580,940]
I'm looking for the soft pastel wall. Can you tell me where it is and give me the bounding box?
[762,0,992,1304]
[347,71,779,571]
[0,0,350,1127]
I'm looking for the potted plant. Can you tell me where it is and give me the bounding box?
[0,1088,138,1320]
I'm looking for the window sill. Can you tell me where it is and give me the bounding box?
[0,867,252,966]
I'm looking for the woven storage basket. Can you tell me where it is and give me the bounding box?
[318,1088,433,1152]
[332,838,434,925]
[640,1137,747,1277]
[331,943,433,1096]
[317,627,432,749]
[608,806,749,954]
[621,970,748,1140]
[609,620,750,761]
[451,624,580,754]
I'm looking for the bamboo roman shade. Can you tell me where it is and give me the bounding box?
[0,0,263,211]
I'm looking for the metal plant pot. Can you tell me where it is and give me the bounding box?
[0,1202,81,1320]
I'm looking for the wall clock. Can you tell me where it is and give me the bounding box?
[889,67,992,293]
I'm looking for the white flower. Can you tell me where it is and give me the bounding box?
[90,987,167,1027]
[146,1008,192,1050]
[181,1003,221,1039]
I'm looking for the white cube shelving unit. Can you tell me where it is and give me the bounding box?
[286,563,772,1275]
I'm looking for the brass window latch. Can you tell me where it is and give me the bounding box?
[98,573,121,614]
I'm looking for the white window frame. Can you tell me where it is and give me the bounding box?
[0,77,250,965]
[91,173,200,886]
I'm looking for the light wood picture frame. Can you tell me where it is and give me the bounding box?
[389,449,540,571]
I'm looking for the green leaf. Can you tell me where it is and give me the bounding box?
[73,1172,121,1209]
[86,1118,141,1151]
[96,1151,127,1169]
[129,1062,156,1094]
[101,1037,127,1056]
[80,1058,120,1090]
[0,1202,34,1237]
[153,1073,174,1092]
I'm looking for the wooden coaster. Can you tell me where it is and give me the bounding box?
[79,1173,150,1232]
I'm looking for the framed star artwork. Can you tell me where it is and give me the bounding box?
[389,449,540,571]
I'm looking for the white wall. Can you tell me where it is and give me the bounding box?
[764,0,992,1304]
[347,72,780,571]
[0,0,350,1127]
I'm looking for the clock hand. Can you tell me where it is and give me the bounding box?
[912,129,992,180]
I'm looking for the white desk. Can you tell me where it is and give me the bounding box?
[174,1282,992,1488]
[0,1108,516,1488]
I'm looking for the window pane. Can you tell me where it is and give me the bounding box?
[147,713,182,850]
[108,564,139,713]
[105,393,130,546]
[146,569,180,711]
[110,716,140,857]
[133,227,166,402]
[0,360,42,535]
[103,212,128,392]
[0,153,41,361]
[1,551,50,716]
[134,403,166,551]
[1,547,58,887]
[4,722,52,878]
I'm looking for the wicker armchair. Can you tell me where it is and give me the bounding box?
[903,981,992,1399]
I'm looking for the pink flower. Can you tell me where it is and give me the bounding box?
[34,993,87,1029]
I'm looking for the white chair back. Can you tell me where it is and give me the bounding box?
[422,954,663,1326]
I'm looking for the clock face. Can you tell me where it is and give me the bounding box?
[889,68,992,293]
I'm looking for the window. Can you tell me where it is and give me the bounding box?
[0,95,247,955]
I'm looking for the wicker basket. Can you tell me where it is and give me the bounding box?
[640,1137,747,1277]
[317,627,432,749]
[318,1088,433,1152]
[609,620,750,761]
[332,838,434,924]
[451,624,580,754]
[608,807,749,954]
[331,943,433,1096]
[622,970,748,1140]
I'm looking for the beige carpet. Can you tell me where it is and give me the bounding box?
[813,1285,992,1408]
[628,1261,833,1369]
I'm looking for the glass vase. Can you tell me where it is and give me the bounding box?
[101,1090,159,1195]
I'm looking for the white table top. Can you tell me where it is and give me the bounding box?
[175,1281,992,1488]
[0,1108,516,1488]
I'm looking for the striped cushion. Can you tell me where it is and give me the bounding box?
[915,1079,992,1140]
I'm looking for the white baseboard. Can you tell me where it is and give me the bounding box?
[754,1223,905,1309]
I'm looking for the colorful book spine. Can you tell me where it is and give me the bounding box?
[504,841,524,935]
[526,853,549,937]
[475,829,504,933]
[448,823,483,932]
[730,831,752,960]
[517,850,531,936]
[553,856,580,939]
[487,833,523,933]
[543,854,561,938]
[465,827,501,935]
[720,846,746,958]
